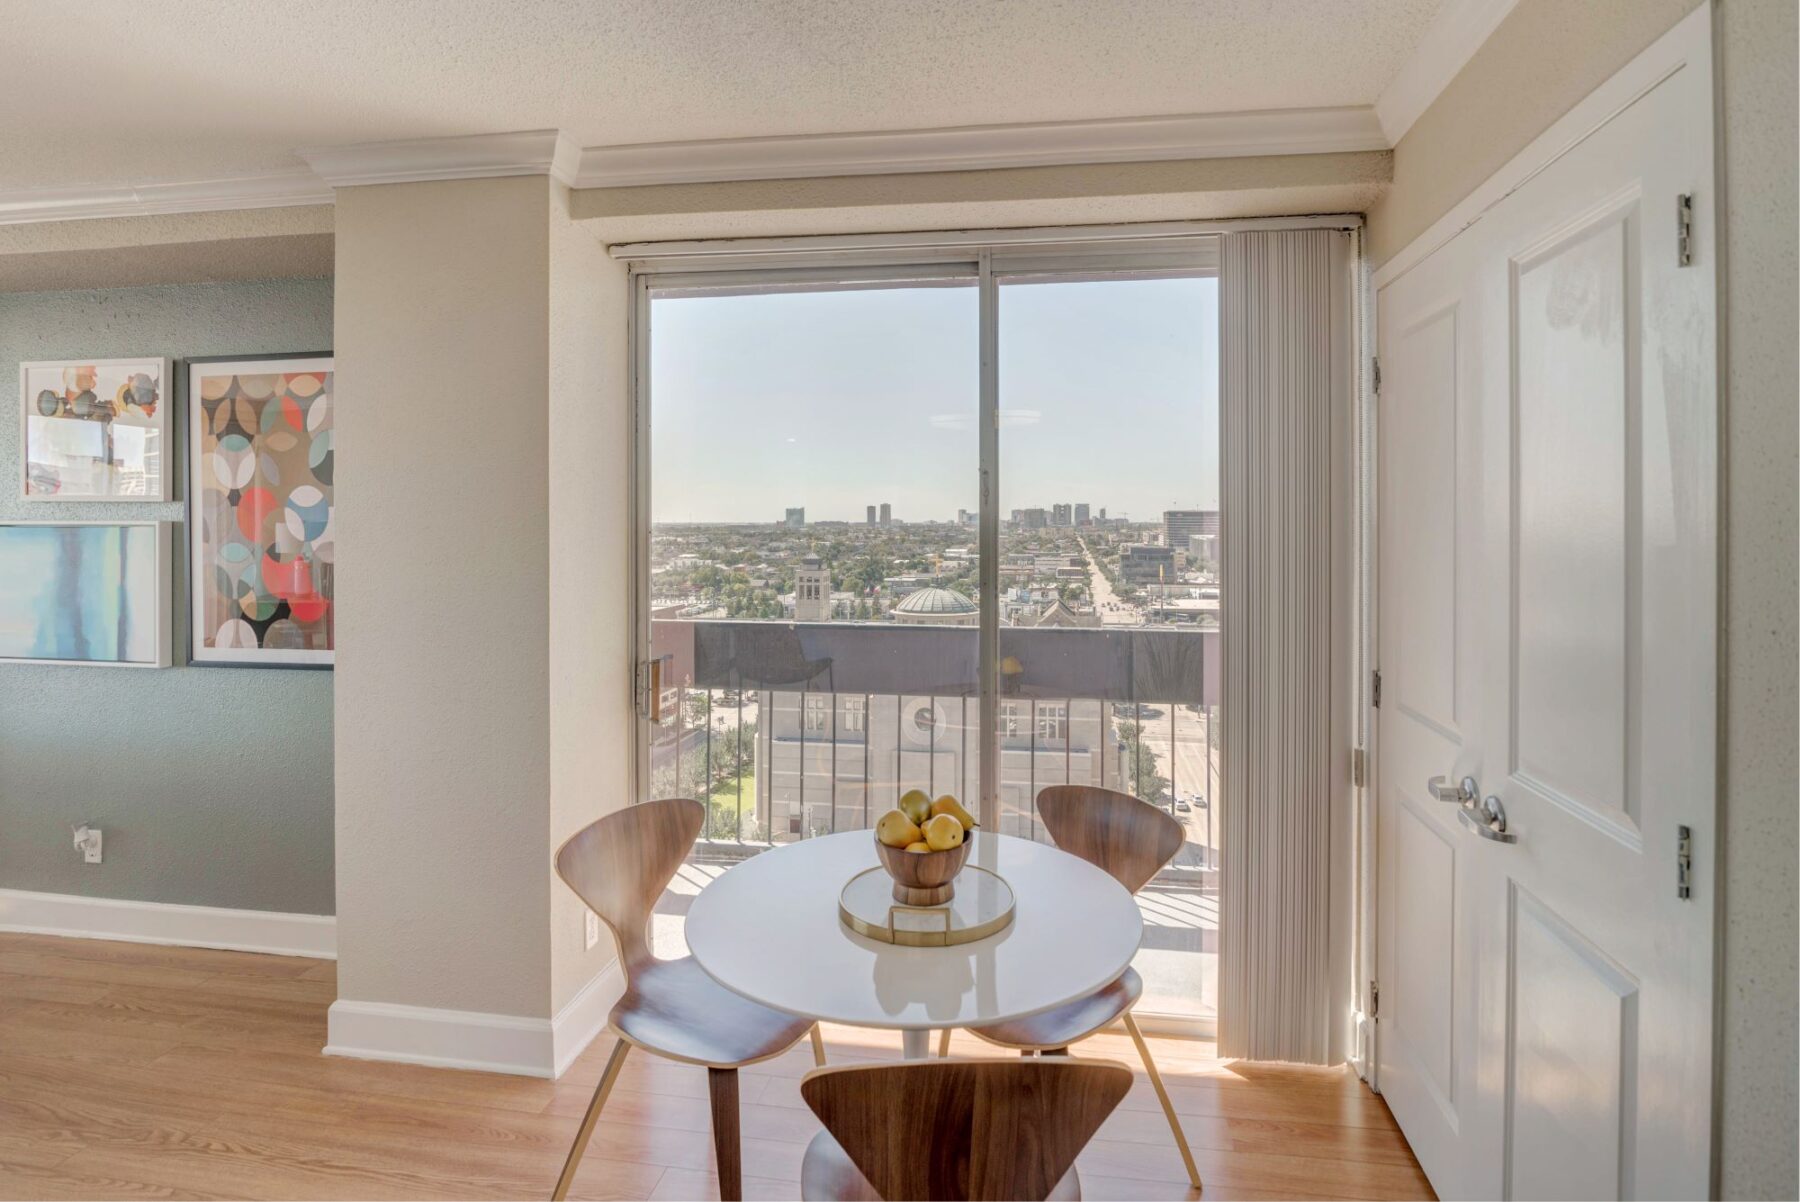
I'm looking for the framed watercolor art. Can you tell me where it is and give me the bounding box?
[0,520,172,667]
[20,357,172,501]
[186,354,335,668]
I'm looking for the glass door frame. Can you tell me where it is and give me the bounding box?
[627,230,1223,827]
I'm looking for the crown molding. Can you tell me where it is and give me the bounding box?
[0,101,1394,228]
[0,170,331,226]
[299,129,580,188]
[573,106,1388,189]
[1374,0,1520,145]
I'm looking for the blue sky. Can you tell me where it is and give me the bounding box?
[650,276,1218,524]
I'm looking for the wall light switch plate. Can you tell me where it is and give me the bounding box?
[81,827,103,863]
[584,909,600,950]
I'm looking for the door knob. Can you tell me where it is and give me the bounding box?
[1428,775,1477,804]
[1457,794,1518,844]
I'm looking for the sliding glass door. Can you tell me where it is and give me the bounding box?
[635,242,1220,1027]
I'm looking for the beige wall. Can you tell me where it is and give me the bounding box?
[547,185,635,1013]
[1716,2,1798,1197]
[1367,0,1701,264]
[332,175,634,1036]
[333,176,555,1018]
[1369,2,1798,1195]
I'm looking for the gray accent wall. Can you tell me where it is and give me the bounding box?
[0,278,335,916]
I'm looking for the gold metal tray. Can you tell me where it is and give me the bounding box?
[838,864,1016,947]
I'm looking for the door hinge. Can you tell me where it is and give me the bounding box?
[1372,356,1382,395]
[1677,824,1693,899]
[1369,980,1380,1020]
[1371,669,1382,709]
[1352,747,1368,788]
[1677,194,1694,267]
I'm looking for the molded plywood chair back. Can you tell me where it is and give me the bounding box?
[550,798,821,1201]
[554,796,702,973]
[955,784,1202,1191]
[798,1058,1132,1201]
[1036,784,1185,894]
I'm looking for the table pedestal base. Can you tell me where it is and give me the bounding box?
[902,1028,931,1059]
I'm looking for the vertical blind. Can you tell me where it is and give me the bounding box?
[1218,228,1351,1064]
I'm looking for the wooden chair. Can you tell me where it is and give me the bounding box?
[942,785,1202,1191]
[552,798,826,1201]
[798,1057,1132,1201]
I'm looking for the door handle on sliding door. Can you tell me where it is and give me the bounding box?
[1427,775,1477,804]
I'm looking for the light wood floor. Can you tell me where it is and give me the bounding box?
[0,932,1433,1201]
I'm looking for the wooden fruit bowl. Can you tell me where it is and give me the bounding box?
[874,831,972,906]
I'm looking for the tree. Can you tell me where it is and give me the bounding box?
[1116,719,1170,805]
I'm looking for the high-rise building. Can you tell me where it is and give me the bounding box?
[793,556,831,621]
[1120,543,1177,583]
[1051,502,1072,526]
[1098,507,1107,522]
[785,507,805,528]
[1163,509,1219,553]
[1014,507,1048,530]
[866,505,877,525]
[1074,503,1091,525]
[879,502,892,526]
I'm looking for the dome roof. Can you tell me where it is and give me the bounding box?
[893,586,977,615]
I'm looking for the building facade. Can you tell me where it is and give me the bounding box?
[1162,509,1219,554]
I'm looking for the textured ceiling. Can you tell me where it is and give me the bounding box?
[8,0,1441,193]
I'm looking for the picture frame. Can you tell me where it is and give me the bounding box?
[19,356,173,502]
[0,520,173,667]
[184,353,335,669]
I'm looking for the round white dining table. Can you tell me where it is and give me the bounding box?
[684,829,1143,1059]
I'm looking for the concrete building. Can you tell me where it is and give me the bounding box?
[865,505,877,525]
[1051,502,1072,526]
[793,557,831,621]
[784,507,805,528]
[1074,503,1091,525]
[758,689,1120,841]
[1012,507,1047,530]
[1121,543,1177,583]
[889,586,978,625]
[1163,509,1219,554]
[878,502,891,526]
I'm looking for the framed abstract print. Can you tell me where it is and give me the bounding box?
[20,357,172,500]
[0,521,172,667]
[186,354,334,668]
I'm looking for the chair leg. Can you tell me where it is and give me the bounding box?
[810,1024,827,1067]
[707,1067,743,1201]
[937,1028,951,1058]
[552,1038,630,1201]
[1123,1011,1202,1190]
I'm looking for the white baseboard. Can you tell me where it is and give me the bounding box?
[326,958,623,1079]
[0,887,335,959]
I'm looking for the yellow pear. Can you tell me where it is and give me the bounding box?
[898,788,933,827]
[924,813,965,851]
[876,809,923,849]
[905,841,931,853]
[930,794,979,831]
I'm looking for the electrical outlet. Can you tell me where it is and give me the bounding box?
[584,909,600,951]
[73,824,102,864]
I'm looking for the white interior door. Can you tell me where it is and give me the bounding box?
[1375,19,1716,1200]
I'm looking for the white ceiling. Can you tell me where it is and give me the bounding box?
[9,0,1446,195]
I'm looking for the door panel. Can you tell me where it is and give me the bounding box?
[1506,886,1639,1202]
[1393,800,1458,1116]
[1376,20,1714,1199]
[1511,206,1635,830]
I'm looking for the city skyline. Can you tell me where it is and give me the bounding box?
[650,276,1218,524]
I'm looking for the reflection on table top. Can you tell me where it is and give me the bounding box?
[684,830,1142,1031]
